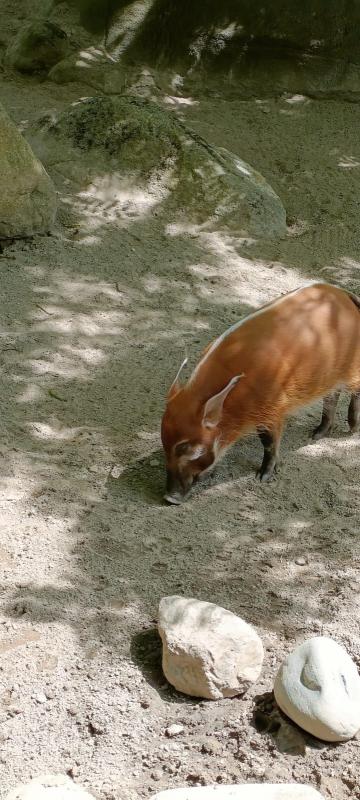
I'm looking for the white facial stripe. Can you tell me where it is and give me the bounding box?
[174,443,206,464]
[189,444,206,461]
[189,281,327,384]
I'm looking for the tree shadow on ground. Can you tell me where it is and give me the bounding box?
[1,74,360,690]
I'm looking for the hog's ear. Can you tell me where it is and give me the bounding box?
[167,357,188,401]
[202,374,244,429]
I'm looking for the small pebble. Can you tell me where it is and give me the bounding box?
[151,770,162,781]
[7,705,23,715]
[66,765,79,778]
[165,723,184,738]
[110,465,123,479]
[34,692,47,704]
[295,556,308,566]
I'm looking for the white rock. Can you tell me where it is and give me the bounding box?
[34,692,47,704]
[152,785,323,800]
[158,596,264,700]
[165,723,184,737]
[110,464,123,479]
[274,636,360,742]
[6,774,95,800]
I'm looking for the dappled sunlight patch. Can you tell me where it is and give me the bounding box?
[0,446,89,519]
[77,46,111,65]
[286,518,313,534]
[165,221,215,236]
[337,483,360,510]
[234,160,251,177]
[33,275,126,305]
[63,344,105,366]
[106,0,154,61]
[202,478,261,508]
[189,22,241,64]
[26,344,106,381]
[299,435,360,462]
[142,275,164,294]
[71,167,174,232]
[321,255,360,287]
[163,95,198,107]
[188,230,305,308]
[28,273,129,338]
[75,58,97,70]
[136,430,159,443]
[23,268,218,388]
[31,307,126,337]
[75,234,100,246]
[16,383,42,404]
[284,94,309,105]
[0,423,116,527]
[26,421,86,442]
[337,155,360,169]
[213,22,241,40]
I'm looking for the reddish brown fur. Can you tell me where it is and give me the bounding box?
[161,283,360,501]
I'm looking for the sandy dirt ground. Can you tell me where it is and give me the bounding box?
[1,9,360,800]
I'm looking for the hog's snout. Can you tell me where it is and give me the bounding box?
[164,467,193,505]
[164,492,184,505]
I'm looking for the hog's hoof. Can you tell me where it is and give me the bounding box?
[349,424,360,435]
[256,463,278,482]
[311,424,332,441]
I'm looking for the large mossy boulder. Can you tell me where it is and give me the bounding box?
[34,95,286,236]
[0,103,57,239]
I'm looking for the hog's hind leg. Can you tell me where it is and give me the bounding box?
[348,391,360,433]
[257,424,282,482]
[312,391,340,440]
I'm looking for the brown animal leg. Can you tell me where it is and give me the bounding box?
[257,426,282,482]
[312,391,340,440]
[348,391,360,432]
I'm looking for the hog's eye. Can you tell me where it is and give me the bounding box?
[174,440,190,457]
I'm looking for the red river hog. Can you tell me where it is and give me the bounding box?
[161,282,360,503]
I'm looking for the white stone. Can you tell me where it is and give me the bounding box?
[152,785,323,800]
[6,774,95,800]
[34,692,47,704]
[165,723,184,737]
[110,464,123,478]
[274,636,360,742]
[158,596,263,700]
